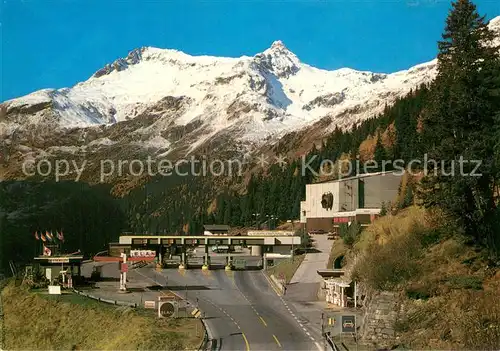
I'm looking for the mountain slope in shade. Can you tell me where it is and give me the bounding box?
[1,16,499,181]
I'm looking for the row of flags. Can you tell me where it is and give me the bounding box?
[34,230,65,243]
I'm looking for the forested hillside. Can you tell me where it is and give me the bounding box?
[0,182,125,272]
[1,0,499,276]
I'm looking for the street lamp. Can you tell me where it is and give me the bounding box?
[267,215,277,230]
[252,213,261,230]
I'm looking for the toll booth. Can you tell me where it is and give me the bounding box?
[33,255,84,286]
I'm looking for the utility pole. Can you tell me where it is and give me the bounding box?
[321,312,326,351]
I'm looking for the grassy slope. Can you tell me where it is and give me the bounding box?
[2,283,203,350]
[350,206,500,350]
[267,255,305,283]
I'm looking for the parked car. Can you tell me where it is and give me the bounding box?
[309,229,326,234]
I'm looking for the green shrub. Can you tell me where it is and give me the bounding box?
[341,221,362,247]
[394,318,410,333]
[445,275,483,290]
[405,284,433,300]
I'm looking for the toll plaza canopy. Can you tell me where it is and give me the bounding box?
[34,255,84,265]
[118,234,301,246]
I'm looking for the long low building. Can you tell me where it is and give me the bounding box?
[300,171,402,233]
[118,234,300,247]
[115,234,301,268]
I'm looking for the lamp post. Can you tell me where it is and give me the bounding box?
[252,213,261,230]
[265,214,278,230]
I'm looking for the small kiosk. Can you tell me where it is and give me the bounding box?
[34,255,84,288]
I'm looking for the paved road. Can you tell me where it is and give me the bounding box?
[286,234,334,342]
[82,262,321,351]
[156,268,321,351]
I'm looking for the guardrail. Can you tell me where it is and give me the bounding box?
[325,333,342,351]
[73,289,137,308]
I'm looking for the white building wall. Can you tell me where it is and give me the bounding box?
[300,201,306,223]
[302,172,403,220]
[304,182,340,219]
[338,178,359,212]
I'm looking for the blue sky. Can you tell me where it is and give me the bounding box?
[1,0,499,101]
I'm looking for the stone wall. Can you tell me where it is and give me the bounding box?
[359,289,399,348]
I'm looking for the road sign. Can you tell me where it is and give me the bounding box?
[328,317,335,326]
[144,300,155,309]
[159,301,176,318]
[341,315,356,333]
[191,308,201,318]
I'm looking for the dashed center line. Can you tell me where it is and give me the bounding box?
[273,334,282,348]
[261,271,320,346]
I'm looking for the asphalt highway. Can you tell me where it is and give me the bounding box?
[81,262,322,350]
[145,268,322,351]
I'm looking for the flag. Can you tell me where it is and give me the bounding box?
[43,245,52,256]
[57,231,64,242]
[41,233,47,242]
[34,231,40,240]
[50,231,56,242]
[46,231,52,241]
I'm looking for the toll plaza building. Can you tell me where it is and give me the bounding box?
[300,171,402,234]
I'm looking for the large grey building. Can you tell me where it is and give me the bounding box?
[300,171,402,233]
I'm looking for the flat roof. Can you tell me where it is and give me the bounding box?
[119,234,301,245]
[34,256,84,263]
[317,269,345,278]
[203,224,230,231]
[311,170,402,185]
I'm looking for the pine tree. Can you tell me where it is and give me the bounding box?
[421,0,500,253]
[380,202,387,216]
[373,132,387,172]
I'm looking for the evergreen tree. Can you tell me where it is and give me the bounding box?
[373,132,387,172]
[380,202,387,217]
[421,0,500,253]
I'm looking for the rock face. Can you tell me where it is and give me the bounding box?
[360,290,399,347]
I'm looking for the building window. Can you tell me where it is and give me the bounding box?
[358,179,365,209]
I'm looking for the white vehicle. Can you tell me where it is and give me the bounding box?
[211,245,230,253]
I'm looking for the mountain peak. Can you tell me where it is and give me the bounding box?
[489,15,500,31]
[255,40,300,78]
[270,40,286,50]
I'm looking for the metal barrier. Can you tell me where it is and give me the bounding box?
[73,289,137,308]
[325,333,341,351]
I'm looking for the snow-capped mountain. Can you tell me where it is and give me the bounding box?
[0,41,435,148]
[1,16,499,181]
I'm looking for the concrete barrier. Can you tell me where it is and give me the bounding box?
[269,274,285,295]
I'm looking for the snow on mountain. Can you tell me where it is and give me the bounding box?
[2,15,499,160]
[1,41,435,143]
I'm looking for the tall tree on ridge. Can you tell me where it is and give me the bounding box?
[421,0,500,253]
